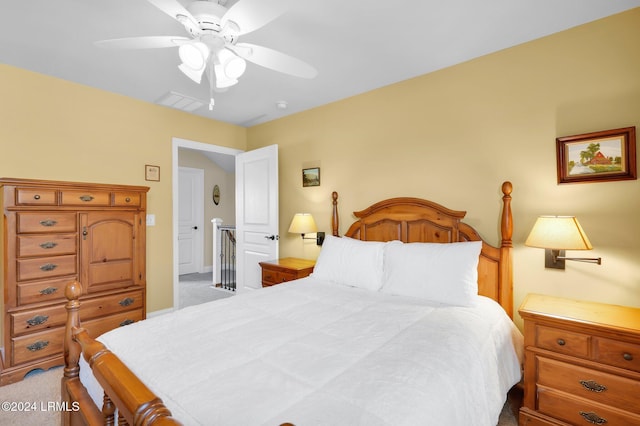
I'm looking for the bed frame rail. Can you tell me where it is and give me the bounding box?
[62,280,181,426]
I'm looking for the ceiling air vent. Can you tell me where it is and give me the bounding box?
[156,91,203,112]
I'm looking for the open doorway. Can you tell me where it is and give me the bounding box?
[172,137,242,310]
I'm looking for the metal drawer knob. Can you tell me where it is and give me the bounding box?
[119,297,134,307]
[39,219,57,227]
[557,338,566,346]
[39,263,58,271]
[33,194,40,200]
[39,241,58,249]
[579,380,607,393]
[26,315,49,327]
[26,340,49,352]
[79,195,94,202]
[623,352,633,361]
[579,411,607,425]
[120,319,135,327]
[39,287,58,295]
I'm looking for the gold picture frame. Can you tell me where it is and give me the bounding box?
[556,127,636,184]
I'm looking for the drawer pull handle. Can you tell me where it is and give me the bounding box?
[33,194,41,200]
[39,263,58,271]
[39,241,58,249]
[623,352,633,361]
[125,197,131,203]
[39,287,58,295]
[556,338,566,346]
[580,380,607,393]
[119,297,134,307]
[120,319,135,327]
[579,411,607,425]
[26,340,49,352]
[79,195,94,202]
[39,219,57,227]
[26,315,49,326]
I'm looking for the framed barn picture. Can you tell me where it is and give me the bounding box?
[556,127,636,184]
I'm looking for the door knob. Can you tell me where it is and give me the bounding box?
[264,235,279,240]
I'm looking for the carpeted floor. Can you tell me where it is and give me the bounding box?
[178,272,235,309]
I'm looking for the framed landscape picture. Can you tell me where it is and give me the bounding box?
[302,167,320,187]
[556,127,636,184]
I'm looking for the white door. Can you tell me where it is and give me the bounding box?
[236,144,279,292]
[178,167,204,275]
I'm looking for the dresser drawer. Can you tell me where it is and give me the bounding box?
[536,325,590,358]
[83,309,143,338]
[60,190,110,206]
[17,277,71,305]
[262,269,296,286]
[11,327,65,365]
[17,233,77,257]
[538,386,640,425]
[594,337,640,373]
[15,188,57,206]
[81,290,144,322]
[16,212,77,233]
[16,255,77,281]
[11,304,67,336]
[537,356,640,413]
[112,192,141,207]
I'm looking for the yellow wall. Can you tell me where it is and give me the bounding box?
[248,9,640,328]
[2,9,639,327]
[0,65,246,311]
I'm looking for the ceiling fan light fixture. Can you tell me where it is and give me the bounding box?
[178,63,204,84]
[178,42,209,71]
[224,56,246,79]
[217,48,246,80]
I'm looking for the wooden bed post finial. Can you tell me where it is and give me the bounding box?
[501,181,513,248]
[332,191,339,237]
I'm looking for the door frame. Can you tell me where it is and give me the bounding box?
[172,137,242,310]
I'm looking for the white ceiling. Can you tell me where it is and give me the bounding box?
[2,0,639,128]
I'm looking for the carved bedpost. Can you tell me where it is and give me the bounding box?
[499,181,514,318]
[62,280,82,425]
[332,191,339,236]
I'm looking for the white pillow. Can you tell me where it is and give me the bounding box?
[311,235,385,291]
[380,241,482,306]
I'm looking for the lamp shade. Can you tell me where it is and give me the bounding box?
[288,213,317,234]
[525,216,593,250]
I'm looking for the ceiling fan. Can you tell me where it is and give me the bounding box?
[96,0,317,109]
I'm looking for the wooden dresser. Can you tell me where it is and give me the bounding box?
[259,257,315,287]
[519,294,640,425]
[0,178,148,385]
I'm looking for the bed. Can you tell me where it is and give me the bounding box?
[61,181,522,426]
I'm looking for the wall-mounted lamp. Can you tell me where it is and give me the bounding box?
[525,215,602,269]
[288,213,325,245]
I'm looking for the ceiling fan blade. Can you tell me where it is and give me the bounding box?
[146,0,200,31]
[222,0,294,36]
[232,43,317,79]
[95,36,190,49]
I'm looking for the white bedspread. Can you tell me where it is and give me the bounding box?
[80,277,523,426]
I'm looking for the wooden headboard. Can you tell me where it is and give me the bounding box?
[330,181,514,317]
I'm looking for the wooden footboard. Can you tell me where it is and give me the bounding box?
[62,280,181,426]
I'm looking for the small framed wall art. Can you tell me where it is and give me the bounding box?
[302,167,320,187]
[145,165,160,182]
[556,126,636,184]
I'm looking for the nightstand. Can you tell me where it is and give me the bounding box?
[259,257,316,287]
[519,294,640,425]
